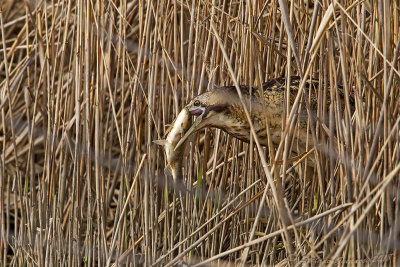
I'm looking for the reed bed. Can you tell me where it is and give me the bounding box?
[1,0,400,266]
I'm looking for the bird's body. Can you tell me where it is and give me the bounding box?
[178,76,322,152]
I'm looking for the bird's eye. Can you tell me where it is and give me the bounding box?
[193,100,201,106]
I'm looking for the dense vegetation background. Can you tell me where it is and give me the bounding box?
[1,0,400,266]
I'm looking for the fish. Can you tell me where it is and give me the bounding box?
[154,107,192,181]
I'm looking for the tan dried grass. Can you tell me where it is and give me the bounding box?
[1,0,399,266]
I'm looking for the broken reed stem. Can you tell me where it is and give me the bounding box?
[0,1,399,266]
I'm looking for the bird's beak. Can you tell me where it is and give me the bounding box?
[174,102,205,150]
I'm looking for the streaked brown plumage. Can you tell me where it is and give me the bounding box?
[177,76,348,153]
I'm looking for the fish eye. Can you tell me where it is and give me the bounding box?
[193,100,201,106]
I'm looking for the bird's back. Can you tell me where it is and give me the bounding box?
[210,76,349,150]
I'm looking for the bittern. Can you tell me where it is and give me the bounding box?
[176,76,324,154]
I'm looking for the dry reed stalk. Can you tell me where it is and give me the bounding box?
[1,0,399,266]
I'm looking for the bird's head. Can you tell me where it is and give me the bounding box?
[175,89,232,150]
